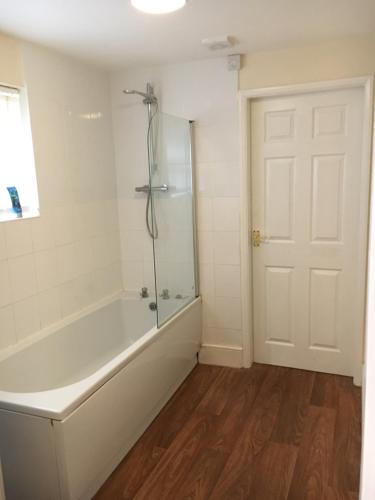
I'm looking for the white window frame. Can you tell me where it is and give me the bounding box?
[0,83,39,222]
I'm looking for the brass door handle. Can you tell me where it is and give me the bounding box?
[252,230,261,247]
[252,230,269,247]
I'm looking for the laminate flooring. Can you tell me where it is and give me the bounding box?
[95,364,361,500]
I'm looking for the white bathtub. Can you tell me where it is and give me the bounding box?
[0,294,202,500]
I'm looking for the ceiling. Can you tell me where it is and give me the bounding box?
[0,0,375,70]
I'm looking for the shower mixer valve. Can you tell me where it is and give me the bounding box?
[135,184,168,193]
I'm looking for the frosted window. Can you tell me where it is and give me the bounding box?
[0,85,39,221]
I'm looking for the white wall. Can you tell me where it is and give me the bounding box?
[360,148,375,499]
[0,32,22,87]
[0,40,122,353]
[110,58,242,352]
[240,35,375,90]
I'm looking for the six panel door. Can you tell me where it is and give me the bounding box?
[251,88,364,376]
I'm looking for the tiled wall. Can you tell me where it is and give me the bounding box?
[0,43,122,352]
[110,81,155,293]
[110,58,242,349]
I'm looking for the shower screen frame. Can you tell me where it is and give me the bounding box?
[149,113,199,328]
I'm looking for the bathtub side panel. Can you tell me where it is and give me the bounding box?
[0,410,61,500]
[55,299,202,500]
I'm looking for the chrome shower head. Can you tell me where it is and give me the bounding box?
[123,89,147,98]
[123,84,157,105]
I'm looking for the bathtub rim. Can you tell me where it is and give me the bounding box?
[0,294,201,421]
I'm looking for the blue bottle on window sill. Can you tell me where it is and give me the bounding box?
[7,187,23,217]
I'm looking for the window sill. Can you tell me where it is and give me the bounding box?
[0,207,40,223]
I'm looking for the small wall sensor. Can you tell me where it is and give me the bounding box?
[201,35,234,51]
[227,54,241,72]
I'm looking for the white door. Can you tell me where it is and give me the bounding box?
[251,87,364,376]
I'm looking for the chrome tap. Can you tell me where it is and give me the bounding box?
[140,287,149,298]
[160,289,170,300]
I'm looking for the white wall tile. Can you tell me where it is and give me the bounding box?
[13,296,40,341]
[213,198,240,231]
[59,274,93,318]
[31,213,56,251]
[75,203,100,239]
[195,124,239,164]
[0,225,7,261]
[5,220,33,258]
[214,165,240,198]
[92,263,122,302]
[121,230,146,262]
[212,297,242,330]
[0,261,11,307]
[111,57,241,351]
[196,165,215,198]
[34,248,58,292]
[198,231,213,264]
[56,244,78,284]
[197,198,213,231]
[37,287,61,328]
[202,294,216,329]
[91,234,111,269]
[0,43,124,355]
[91,231,121,270]
[53,206,74,247]
[9,254,37,302]
[119,199,146,231]
[108,262,123,294]
[90,202,108,237]
[122,260,143,291]
[107,231,122,264]
[143,261,156,292]
[74,239,94,277]
[214,265,241,298]
[202,327,242,347]
[104,200,120,233]
[199,263,215,296]
[213,231,240,265]
[0,305,16,350]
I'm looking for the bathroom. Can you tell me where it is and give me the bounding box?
[0,1,375,498]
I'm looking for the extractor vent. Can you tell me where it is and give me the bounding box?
[201,35,234,51]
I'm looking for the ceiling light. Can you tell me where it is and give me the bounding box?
[131,0,187,14]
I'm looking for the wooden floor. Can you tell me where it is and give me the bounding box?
[94,364,361,500]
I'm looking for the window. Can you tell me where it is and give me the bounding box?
[0,84,39,221]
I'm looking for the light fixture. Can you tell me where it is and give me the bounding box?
[131,0,187,14]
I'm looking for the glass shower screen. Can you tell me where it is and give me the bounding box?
[150,112,198,327]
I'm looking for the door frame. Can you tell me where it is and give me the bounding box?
[239,76,374,384]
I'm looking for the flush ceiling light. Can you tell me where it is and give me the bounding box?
[131,0,187,14]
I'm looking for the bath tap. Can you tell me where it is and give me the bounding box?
[160,289,170,300]
[140,287,149,298]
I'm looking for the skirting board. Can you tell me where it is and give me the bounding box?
[199,344,243,368]
[354,364,363,387]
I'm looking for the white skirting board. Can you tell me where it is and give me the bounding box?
[199,344,244,368]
